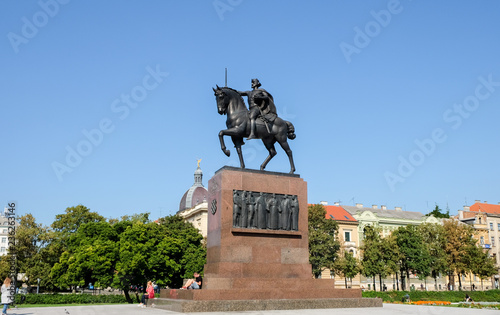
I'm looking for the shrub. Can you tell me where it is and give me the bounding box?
[362,289,500,303]
[14,293,128,305]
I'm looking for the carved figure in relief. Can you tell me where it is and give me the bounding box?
[290,195,299,231]
[233,190,242,227]
[255,192,267,229]
[268,193,279,230]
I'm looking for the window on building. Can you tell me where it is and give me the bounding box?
[479,217,482,224]
[490,223,494,231]
[480,236,484,245]
[1,238,5,243]
[492,236,495,246]
[0,248,4,253]
[344,230,351,242]
[1,229,6,234]
[498,223,500,231]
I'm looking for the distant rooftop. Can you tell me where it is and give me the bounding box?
[322,205,357,223]
[470,201,500,215]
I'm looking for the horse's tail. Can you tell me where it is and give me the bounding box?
[285,121,296,140]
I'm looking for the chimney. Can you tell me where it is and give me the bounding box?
[484,201,488,204]
[475,200,481,204]
[372,205,378,209]
[463,206,470,211]
[320,201,328,206]
[381,205,387,210]
[334,202,340,206]
[395,206,402,211]
[356,203,363,209]
[458,210,464,219]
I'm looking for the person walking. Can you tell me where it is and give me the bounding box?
[1,278,13,315]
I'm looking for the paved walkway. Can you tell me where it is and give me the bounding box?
[5,303,499,315]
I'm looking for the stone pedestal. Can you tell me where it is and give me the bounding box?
[204,166,313,290]
[159,167,381,312]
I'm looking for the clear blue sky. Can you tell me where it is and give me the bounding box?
[2,0,500,226]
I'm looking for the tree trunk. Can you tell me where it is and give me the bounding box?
[345,277,348,289]
[406,270,410,290]
[458,273,462,291]
[396,271,399,291]
[373,276,376,291]
[123,288,133,303]
[400,271,405,291]
[379,274,383,291]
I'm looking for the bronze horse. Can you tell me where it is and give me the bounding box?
[213,86,296,173]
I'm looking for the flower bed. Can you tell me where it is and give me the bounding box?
[413,301,451,306]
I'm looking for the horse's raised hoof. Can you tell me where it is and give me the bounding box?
[223,149,230,157]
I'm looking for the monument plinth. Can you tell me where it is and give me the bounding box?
[204,166,314,289]
[158,167,381,312]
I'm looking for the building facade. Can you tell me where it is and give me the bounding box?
[466,200,500,288]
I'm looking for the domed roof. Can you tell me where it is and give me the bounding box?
[178,164,207,212]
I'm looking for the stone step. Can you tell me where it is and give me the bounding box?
[161,287,361,301]
[152,296,382,313]
[203,277,337,290]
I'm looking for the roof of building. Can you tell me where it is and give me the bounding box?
[470,202,500,215]
[324,205,357,222]
[342,205,427,221]
[178,165,207,212]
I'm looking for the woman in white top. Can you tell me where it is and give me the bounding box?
[1,277,13,315]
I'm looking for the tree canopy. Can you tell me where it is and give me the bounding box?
[308,204,340,278]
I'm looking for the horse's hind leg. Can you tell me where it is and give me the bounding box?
[260,139,277,171]
[278,140,295,174]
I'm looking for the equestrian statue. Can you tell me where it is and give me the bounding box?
[213,78,296,173]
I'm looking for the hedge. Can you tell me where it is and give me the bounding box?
[362,289,500,303]
[14,293,128,305]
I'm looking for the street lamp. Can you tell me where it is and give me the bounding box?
[37,278,40,294]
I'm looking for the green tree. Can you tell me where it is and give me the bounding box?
[418,223,447,289]
[360,225,385,291]
[333,251,360,288]
[393,225,431,291]
[380,234,399,290]
[426,205,450,218]
[13,214,52,289]
[308,204,340,278]
[50,221,119,290]
[471,250,497,290]
[48,205,106,269]
[113,215,206,302]
[52,205,106,236]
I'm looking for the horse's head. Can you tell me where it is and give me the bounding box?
[213,85,228,115]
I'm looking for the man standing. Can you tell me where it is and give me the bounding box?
[238,79,277,139]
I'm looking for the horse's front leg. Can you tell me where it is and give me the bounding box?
[235,146,245,169]
[219,125,247,158]
[219,130,231,157]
